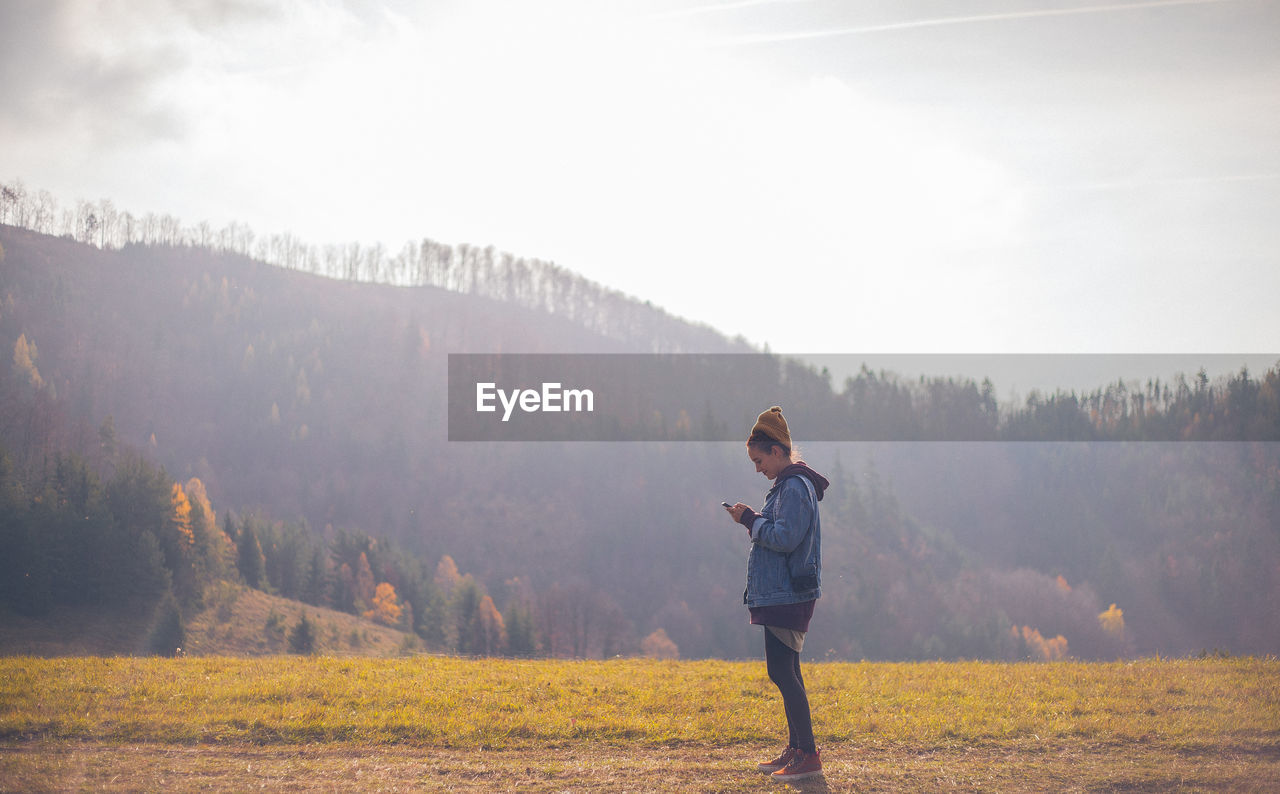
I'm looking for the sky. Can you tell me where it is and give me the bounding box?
[2,0,1277,359]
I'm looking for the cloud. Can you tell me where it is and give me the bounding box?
[0,0,275,149]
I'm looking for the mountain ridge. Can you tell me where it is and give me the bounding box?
[2,223,1277,660]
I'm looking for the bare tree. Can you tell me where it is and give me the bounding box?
[97,199,119,248]
[0,181,23,225]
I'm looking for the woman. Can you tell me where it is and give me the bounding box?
[726,405,828,782]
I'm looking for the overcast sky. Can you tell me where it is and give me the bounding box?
[2,0,1277,358]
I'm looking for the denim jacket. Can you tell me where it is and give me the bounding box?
[743,473,822,608]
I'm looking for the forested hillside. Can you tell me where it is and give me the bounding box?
[1,219,1277,661]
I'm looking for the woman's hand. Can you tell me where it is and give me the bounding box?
[726,502,751,524]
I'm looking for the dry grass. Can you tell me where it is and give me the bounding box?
[183,582,415,657]
[3,656,1276,748]
[0,583,417,659]
[3,739,1277,792]
[1,656,1277,791]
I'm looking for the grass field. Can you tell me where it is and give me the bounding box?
[2,656,1278,791]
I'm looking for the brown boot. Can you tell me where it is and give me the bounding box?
[757,745,797,773]
[772,747,822,781]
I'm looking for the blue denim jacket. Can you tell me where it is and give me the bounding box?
[744,473,821,607]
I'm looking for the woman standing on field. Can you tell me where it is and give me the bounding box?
[725,406,828,782]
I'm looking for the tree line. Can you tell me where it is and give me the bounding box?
[743,360,1280,442]
[0,181,741,353]
[0,435,650,659]
[841,363,1280,441]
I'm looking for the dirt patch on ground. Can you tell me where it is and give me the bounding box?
[3,740,1278,792]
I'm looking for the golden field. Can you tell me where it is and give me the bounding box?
[2,656,1277,791]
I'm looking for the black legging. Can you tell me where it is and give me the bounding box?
[764,628,815,754]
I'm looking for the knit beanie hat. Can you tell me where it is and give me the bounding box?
[750,406,791,451]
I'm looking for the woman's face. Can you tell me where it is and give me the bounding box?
[748,443,790,480]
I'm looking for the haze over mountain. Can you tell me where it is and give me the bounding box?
[2,219,1277,660]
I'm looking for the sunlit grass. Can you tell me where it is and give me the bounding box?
[2,656,1276,751]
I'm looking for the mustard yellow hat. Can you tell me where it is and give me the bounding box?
[749,406,791,450]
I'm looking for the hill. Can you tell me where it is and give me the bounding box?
[0,582,415,658]
[184,583,416,657]
[1,221,1278,661]
[0,224,747,528]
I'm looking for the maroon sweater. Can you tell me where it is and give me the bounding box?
[749,599,816,632]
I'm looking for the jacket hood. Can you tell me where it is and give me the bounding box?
[776,462,829,501]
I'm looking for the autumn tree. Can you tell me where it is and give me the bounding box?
[473,594,507,655]
[1013,625,1068,661]
[1098,603,1125,638]
[12,334,43,391]
[364,581,403,627]
[164,482,201,603]
[641,628,679,660]
[185,477,230,582]
[449,572,515,656]
[434,554,461,595]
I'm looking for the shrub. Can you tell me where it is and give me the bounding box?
[147,593,185,656]
[288,612,316,654]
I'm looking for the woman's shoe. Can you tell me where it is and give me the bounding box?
[757,745,797,773]
[772,748,822,781]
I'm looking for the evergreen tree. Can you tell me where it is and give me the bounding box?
[50,455,115,602]
[304,547,328,606]
[288,612,316,654]
[147,592,185,656]
[0,447,31,611]
[504,602,537,657]
[417,583,449,649]
[220,511,239,576]
[236,518,266,589]
[106,455,177,599]
[131,531,172,599]
[452,576,483,654]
